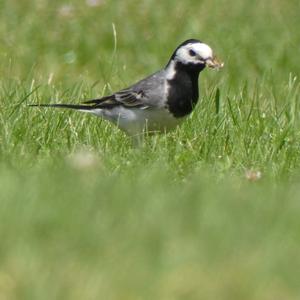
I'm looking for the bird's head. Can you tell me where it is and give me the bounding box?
[171,39,224,70]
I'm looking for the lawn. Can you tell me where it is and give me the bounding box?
[1,0,300,299]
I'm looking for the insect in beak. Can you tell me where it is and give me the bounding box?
[205,56,224,69]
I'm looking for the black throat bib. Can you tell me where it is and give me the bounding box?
[167,61,205,118]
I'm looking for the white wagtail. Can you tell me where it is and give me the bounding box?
[31,39,223,137]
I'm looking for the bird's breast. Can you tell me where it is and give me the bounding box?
[166,67,200,118]
[166,84,198,118]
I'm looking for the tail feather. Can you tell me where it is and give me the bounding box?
[29,94,115,110]
[28,103,93,110]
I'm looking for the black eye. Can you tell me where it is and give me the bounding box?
[189,49,196,56]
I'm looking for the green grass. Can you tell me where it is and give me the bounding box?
[1,0,300,299]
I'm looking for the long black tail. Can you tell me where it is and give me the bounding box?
[28,103,93,110]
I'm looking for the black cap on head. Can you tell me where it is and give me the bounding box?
[170,39,202,60]
[178,39,202,47]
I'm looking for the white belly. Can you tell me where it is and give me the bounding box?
[90,106,184,136]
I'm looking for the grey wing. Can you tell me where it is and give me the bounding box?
[83,70,166,109]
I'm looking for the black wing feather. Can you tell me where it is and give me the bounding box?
[83,90,148,109]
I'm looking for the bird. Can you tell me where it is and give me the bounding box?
[30,39,223,138]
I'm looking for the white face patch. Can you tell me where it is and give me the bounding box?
[175,42,213,65]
